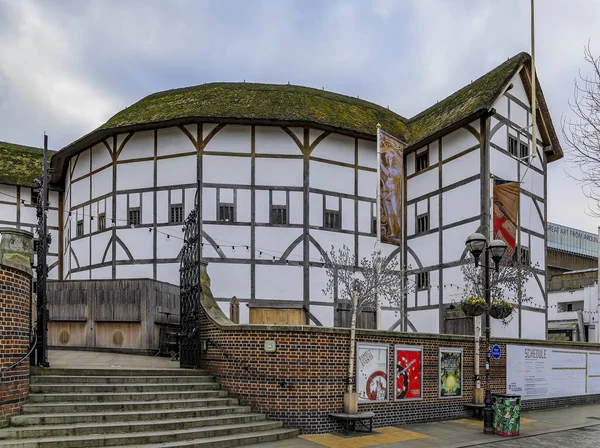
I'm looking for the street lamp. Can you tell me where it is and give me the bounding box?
[465,233,507,434]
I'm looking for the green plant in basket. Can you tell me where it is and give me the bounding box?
[490,299,513,320]
[459,295,486,317]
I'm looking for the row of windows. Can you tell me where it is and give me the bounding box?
[508,135,529,159]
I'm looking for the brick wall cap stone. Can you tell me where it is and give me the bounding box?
[0,228,33,276]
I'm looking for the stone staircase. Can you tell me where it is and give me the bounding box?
[0,367,298,447]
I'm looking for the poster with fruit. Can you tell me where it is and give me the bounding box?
[394,345,422,401]
[439,348,463,398]
[356,343,389,403]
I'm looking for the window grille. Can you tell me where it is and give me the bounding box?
[519,141,529,159]
[128,208,141,226]
[372,217,377,235]
[508,135,518,156]
[515,246,530,265]
[218,204,235,222]
[98,213,106,231]
[416,214,429,234]
[416,151,429,172]
[170,204,184,224]
[324,210,341,230]
[76,220,84,237]
[270,206,288,225]
[417,272,430,290]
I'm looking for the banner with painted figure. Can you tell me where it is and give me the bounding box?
[493,181,520,261]
[395,346,422,401]
[378,129,405,246]
[439,348,463,398]
[356,343,389,403]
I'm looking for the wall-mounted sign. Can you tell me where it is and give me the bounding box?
[439,348,463,398]
[394,345,422,401]
[492,344,501,360]
[356,343,389,403]
[506,345,600,399]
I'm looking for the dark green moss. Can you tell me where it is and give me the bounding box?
[0,141,55,188]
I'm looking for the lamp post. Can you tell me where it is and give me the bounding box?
[465,232,507,434]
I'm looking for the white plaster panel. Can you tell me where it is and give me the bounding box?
[157,127,196,157]
[417,290,428,307]
[71,239,89,267]
[72,150,91,180]
[184,189,195,218]
[309,305,333,327]
[429,140,439,164]
[406,289,416,309]
[406,203,415,236]
[440,266,463,303]
[342,198,354,232]
[310,161,354,195]
[255,126,301,155]
[70,271,88,280]
[407,309,439,333]
[255,190,269,223]
[237,189,251,222]
[90,266,112,280]
[442,128,479,161]
[509,71,529,106]
[0,184,17,201]
[358,170,377,199]
[430,196,439,229]
[91,143,112,170]
[520,195,544,235]
[70,179,90,206]
[522,169,544,199]
[119,131,154,161]
[490,147,518,182]
[357,139,376,169]
[408,233,439,267]
[157,263,181,286]
[171,189,182,203]
[155,225,185,259]
[204,125,251,154]
[118,228,153,260]
[309,193,322,227]
[129,193,140,208]
[0,203,16,222]
[220,188,234,203]
[490,121,507,148]
[495,95,509,119]
[255,226,300,259]
[91,232,112,265]
[142,192,153,224]
[520,309,546,340]
[491,308,519,338]
[310,133,355,165]
[158,155,196,187]
[256,265,302,301]
[510,99,528,129]
[443,150,480,188]
[272,190,286,205]
[116,264,153,280]
[255,158,300,187]
[416,199,427,215]
[442,182,480,226]
[91,168,111,199]
[406,152,415,176]
[208,263,250,299]
[204,225,251,259]
[407,169,437,201]
[289,191,303,225]
[309,266,331,303]
[442,222,480,264]
[529,234,545,267]
[358,234,378,261]
[382,309,402,332]
[358,201,372,233]
[117,161,153,190]
[310,229,353,262]
[325,196,338,210]
[156,191,168,223]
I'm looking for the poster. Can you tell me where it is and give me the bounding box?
[378,129,405,246]
[493,181,520,261]
[439,348,463,398]
[506,345,600,399]
[394,345,422,401]
[356,343,388,403]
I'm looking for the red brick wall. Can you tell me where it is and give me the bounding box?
[0,265,31,426]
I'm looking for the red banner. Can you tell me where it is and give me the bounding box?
[493,182,520,260]
[395,346,422,400]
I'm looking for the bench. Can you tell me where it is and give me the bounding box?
[329,412,375,434]
[464,403,485,420]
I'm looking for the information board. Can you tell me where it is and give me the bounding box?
[356,343,389,403]
[506,345,600,399]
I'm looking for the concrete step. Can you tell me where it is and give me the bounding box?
[10,405,252,426]
[0,421,284,448]
[22,397,239,414]
[28,389,228,403]
[31,375,215,384]
[0,414,268,439]
[119,428,301,448]
[30,382,222,394]
[31,367,209,377]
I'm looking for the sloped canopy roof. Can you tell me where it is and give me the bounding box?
[0,141,54,188]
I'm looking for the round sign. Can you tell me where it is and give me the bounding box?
[492,344,501,360]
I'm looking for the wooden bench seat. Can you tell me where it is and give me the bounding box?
[464,403,485,419]
[329,412,375,434]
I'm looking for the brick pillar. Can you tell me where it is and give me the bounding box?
[0,228,33,426]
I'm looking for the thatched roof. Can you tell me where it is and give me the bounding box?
[0,141,54,188]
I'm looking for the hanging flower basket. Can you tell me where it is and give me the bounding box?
[459,296,487,317]
[490,300,513,320]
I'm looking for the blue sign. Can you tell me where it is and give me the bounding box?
[492,345,501,360]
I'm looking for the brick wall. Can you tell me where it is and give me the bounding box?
[0,265,31,426]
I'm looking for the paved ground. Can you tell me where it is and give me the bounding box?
[48,349,178,369]
[481,425,600,447]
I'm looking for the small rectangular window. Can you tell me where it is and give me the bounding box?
[324,210,341,230]
[513,246,530,265]
[270,206,288,225]
[567,303,573,312]
[218,204,235,222]
[371,216,377,235]
[416,151,429,172]
[170,204,184,224]
[508,135,518,156]
[128,208,141,226]
[31,189,38,206]
[416,214,429,234]
[76,220,84,237]
[417,272,430,290]
[519,141,529,159]
[98,213,106,231]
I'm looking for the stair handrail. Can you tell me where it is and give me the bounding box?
[1,334,37,373]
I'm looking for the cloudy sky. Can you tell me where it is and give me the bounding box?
[0,0,599,232]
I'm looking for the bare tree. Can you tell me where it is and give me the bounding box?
[322,244,409,399]
[563,44,600,216]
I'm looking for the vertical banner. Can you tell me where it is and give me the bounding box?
[378,129,405,246]
[394,345,422,401]
[439,348,463,398]
[356,343,389,403]
[493,181,520,261]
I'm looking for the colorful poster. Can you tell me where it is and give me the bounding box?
[439,348,463,398]
[378,129,405,246]
[356,343,388,403]
[493,181,520,261]
[394,345,422,401]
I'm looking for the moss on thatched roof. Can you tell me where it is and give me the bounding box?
[100,82,408,141]
[0,141,54,188]
[407,52,528,144]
